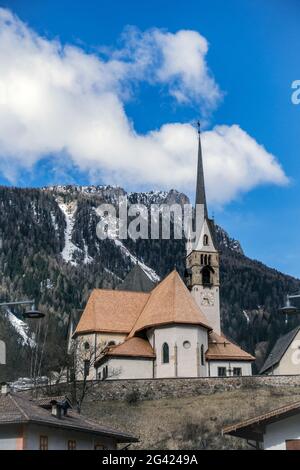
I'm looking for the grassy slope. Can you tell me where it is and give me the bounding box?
[82,386,300,450]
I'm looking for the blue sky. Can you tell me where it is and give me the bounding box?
[0,0,300,278]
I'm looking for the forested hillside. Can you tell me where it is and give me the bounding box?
[0,184,299,379]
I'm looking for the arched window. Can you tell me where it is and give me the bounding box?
[208,255,211,266]
[162,343,169,364]
[203,234,209,246]
[201,254,204,265]
[204,254,208,265]
[201,345,205,366]
[202,266,211,286]
[84,341,90,350]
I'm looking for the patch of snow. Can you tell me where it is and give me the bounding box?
[40,279,53,290]
[243,310,250,324]
[83,241,93,265]
[6,310,35,347]
[114,239,160,282]
[50,212,59,231]
[104,268,122,281]
[58,200,79,266]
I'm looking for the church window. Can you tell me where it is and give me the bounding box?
[84,359,90,378]
[201,345,205,366]
[162,343,169,363]
[203,235,209,246]
[183,341,191,349]
[201,254,204,265]
[233,368,242,376]
[208,255,211,265]
[204,254,207,265]
[202,267,211,286]
[84,341,90,350]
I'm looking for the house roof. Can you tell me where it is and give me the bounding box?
[0,393,137,443]
[260,326,300,374]
[129,270,212,336]
[95,337,155,367]
[116,263,156,293]
[206,331,255,362]
[74,289,150,335]
[222,400,300,441]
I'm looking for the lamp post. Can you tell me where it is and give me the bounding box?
[0,300,44,384]
[278,294,300,323]
[0,300,44,319]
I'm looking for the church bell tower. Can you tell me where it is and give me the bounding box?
[185,124,221,334]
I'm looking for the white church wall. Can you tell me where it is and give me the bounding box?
[208,360,252,377]
[97,357,153,380]
[150,325,208,378]
[275,330,300,375]
[263,414,300,450]
[74,332,127,380]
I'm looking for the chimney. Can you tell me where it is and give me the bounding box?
[50,401,63,419]
[1,382,9,395]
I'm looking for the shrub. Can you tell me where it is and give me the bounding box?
[125,389,140,405]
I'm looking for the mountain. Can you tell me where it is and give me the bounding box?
[0,184,299,379]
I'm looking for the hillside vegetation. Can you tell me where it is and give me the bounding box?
[82,385,300,450]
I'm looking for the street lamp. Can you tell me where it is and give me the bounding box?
[0,300,45,319]
[279,294,300,323]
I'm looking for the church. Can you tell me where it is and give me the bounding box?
[73,129,254,379]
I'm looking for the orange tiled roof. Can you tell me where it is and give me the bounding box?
[129,270,212,336]
[206,331,255,361]
[74,289,150,335]
[103,337,155,359]
[75,270,212,338]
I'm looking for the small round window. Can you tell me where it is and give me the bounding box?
[183,341,191,349]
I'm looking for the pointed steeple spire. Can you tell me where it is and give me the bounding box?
[195,121,208,218]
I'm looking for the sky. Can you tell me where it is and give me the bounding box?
[0,0,299,277]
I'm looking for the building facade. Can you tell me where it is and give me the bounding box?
[223,400,300,450]
[0,389,137,450]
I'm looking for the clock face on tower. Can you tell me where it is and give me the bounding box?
[200,291,215,306]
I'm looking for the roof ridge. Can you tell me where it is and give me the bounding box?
[223,400,300,434]
[128,281,156,336]
[10,394,30,421]
[260,326,300,374]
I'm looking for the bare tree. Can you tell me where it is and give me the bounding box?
[67,337,120,412]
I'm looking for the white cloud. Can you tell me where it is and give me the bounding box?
[0,8,288,206]
[110,26,222,110]
[202,125,288,205]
